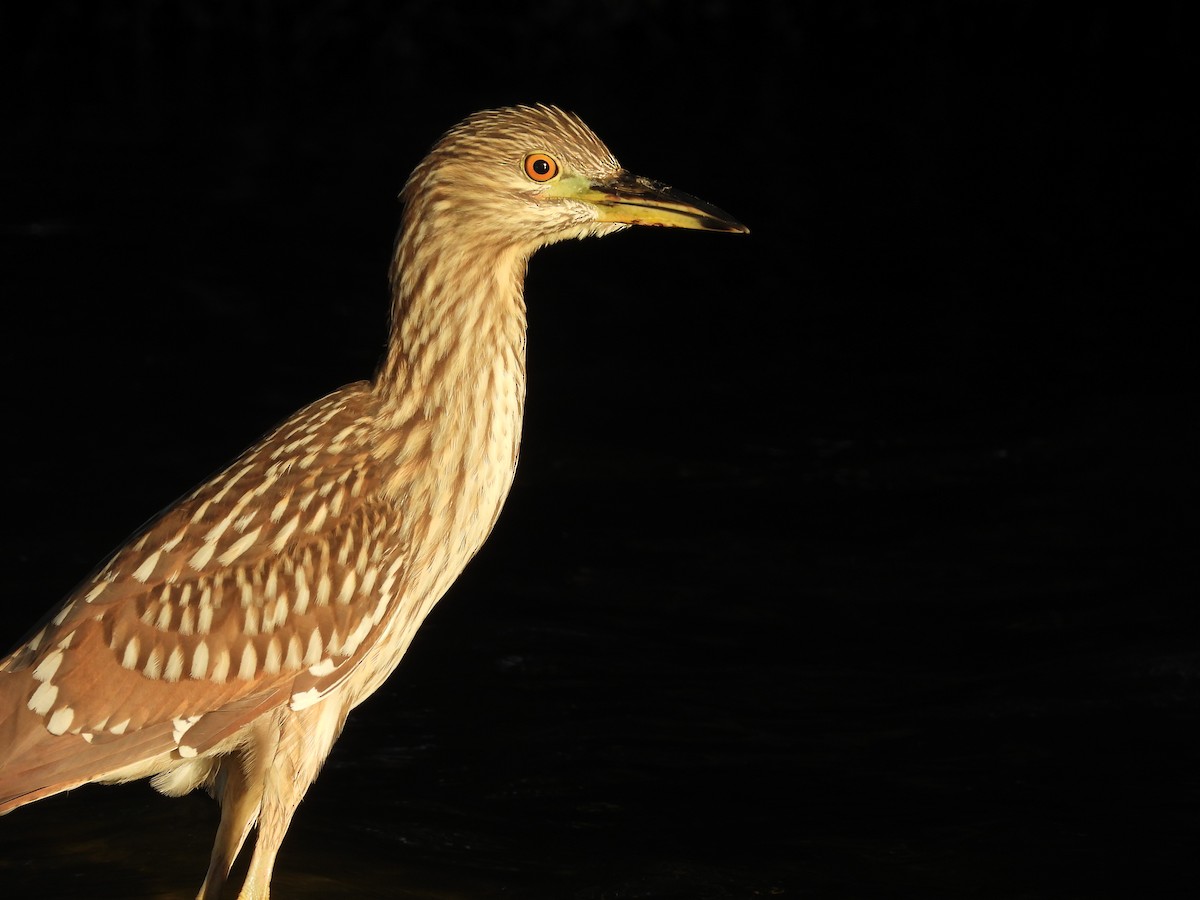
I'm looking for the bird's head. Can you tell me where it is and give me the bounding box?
[400,104,747,254]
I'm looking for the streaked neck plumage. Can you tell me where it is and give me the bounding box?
[373,176,530,568]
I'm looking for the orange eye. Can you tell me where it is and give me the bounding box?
[523,153,559,182]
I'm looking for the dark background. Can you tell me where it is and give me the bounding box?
[0,2,1195,897]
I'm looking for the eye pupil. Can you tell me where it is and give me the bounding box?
[532,158,550,175]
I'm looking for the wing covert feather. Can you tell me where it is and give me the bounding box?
[1,383,416,764]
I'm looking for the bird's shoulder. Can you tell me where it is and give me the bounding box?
[87,382,387,597]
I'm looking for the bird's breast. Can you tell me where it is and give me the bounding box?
[375,328,525,586]
[425,342,525,579]
[348,344,525,708]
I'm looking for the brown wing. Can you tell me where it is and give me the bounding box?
[0,383,416,812]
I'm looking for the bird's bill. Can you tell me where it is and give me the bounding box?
[580,171,748,233]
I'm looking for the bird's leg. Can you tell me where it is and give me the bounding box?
[234,788,297,900]
[236,700,347,900]
[197,744,270,899]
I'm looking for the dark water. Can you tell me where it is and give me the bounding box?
[1,5,1195,898]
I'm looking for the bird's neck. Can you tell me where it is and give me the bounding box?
[376,227,530,413]
[371,215,530,557]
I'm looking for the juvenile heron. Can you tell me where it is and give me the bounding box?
[0,104,746,898]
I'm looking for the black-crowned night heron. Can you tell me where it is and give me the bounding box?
[0,104,746,898]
